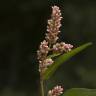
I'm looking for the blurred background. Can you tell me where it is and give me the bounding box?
[0,0,96,96]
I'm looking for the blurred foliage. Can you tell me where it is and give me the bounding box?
[63,88,96,96]
[0,0,96,96]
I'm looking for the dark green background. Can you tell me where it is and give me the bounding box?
[0,0,96,96]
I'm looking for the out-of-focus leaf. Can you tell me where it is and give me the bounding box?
[43,42,92,80]
[63,88,96,96]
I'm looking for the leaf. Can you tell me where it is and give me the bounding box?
[43,42,92,80]
[47,53,61,58]
[63,88,96,96]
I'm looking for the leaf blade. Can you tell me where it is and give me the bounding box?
[43,42,92,80]
[63,88,96,96]
[47,53,61,58]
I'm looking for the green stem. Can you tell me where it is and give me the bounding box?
[40,80,44,96]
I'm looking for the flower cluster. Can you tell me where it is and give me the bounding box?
[37,40,53,73]
[37,6,63,74]
[45,6,62,44]
[48,85,63,96]
[37,6,73,75]
[37,40,49,61]
[37,5,73,96]
[52,42,73,53]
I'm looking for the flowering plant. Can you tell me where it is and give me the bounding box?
[37,6,92,96]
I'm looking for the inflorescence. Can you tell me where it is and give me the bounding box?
[37,6,73,96]
[48,85,63,96]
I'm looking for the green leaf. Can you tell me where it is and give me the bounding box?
[63,88,96,96]
[47,53,61,58]
[43,42,92,80]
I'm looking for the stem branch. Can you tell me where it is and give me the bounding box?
[40,79,44,96]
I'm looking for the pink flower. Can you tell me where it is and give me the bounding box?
[37,40,49,60]
[39,58,54,73]
[48,85,63,96]
[63,43,73,52]
[37,6,73,75]
[45,6,63,44]
[52,42,73,53]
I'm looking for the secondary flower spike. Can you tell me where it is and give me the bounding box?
[48,85,63,96]
[37,40,54,73]
[45,6,63,44]
[37,40,49,61]
[52,42,73,53]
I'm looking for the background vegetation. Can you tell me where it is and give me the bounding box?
[0,0,96,96]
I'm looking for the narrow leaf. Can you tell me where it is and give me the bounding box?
[43,42,92,80]
[63,88,96,96]
[47,53,61,58]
